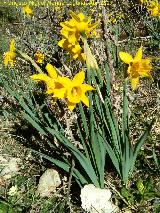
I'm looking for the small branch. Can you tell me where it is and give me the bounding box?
[118,36,153,44]
[66,158,75,205]
[107,181,137,211]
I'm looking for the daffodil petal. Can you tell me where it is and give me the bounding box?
[30,74,50,82]
[139,71,153,79]
[60,22,76,31]
[10,39,15,52]
[53,88,66,98]
[3,51,16,67]
[69,11,80,22]
[68,34,77,44]
[45,63,57,79]
[130,76,139,90]
[61,29,69,38]
[127,66,131,74]
[81,84,95,92]
[81,95,89,107]
[78,13,85,21]
[46,79,55,93]
[72,70,85,85]
[72,53,78,59]
[119,52,133,64]
[89,21,99,30]
[56,76,71,88]
[58,39,65,47]
[46,88,55,94]
[23,5,33,17]
[134,46,143,61]
[67,100,76,111]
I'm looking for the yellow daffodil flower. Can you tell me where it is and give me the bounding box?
[31,67,94,110]
[60,11,99,41]
[67,71,94,110]
[119,46,153,90]
[58,38,85,62]
[147,0,160,17]
[34,51,44,64]
[60,24,79,45]
[56,70,94,110]
[31,64,69,99]
[140,0,160,17]
[30,63,58,94]
[58,11,99,62]
[22,5,33,17]
[69,11,99,38]
[3,39,16,67]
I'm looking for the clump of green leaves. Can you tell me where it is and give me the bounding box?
[121,177,160,211]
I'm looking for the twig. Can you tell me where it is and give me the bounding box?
[118,36,153,44]
[66,158,75,205]
[107,181,137,211]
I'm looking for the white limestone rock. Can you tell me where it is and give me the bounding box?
[80,184,118,213]
[0,158,21,179]
[36,169,61,197]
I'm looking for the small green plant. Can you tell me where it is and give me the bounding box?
[0,199,19,213]
[121,177,160,206]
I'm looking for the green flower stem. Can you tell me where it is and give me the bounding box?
[16,50,43,73]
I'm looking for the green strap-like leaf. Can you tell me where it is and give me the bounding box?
[23,112,47,136]
[46,127,100,187]
[131,119,155,172]
[31,150,88,187]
